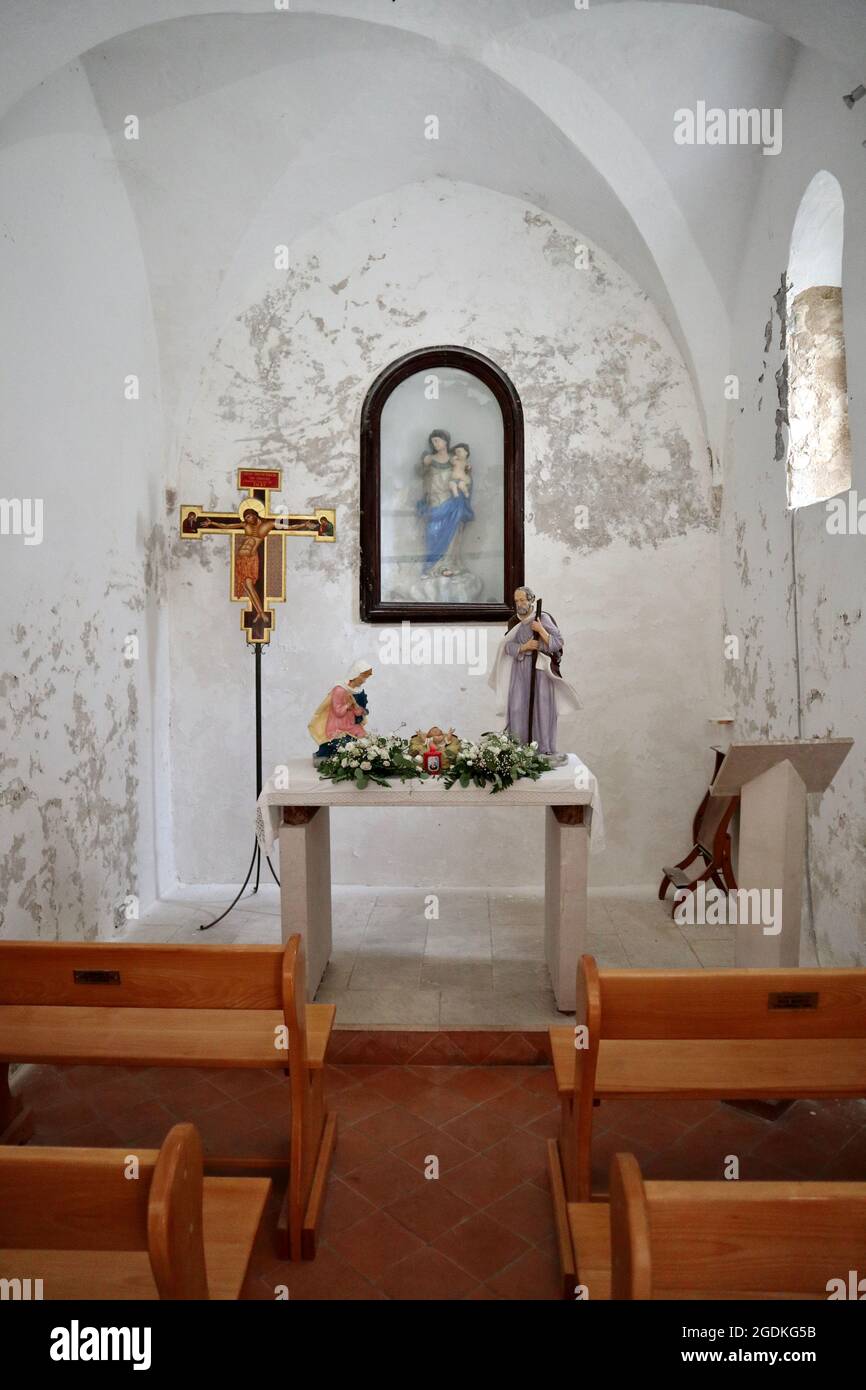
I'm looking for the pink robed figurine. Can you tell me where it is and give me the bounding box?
[308,660,374,760]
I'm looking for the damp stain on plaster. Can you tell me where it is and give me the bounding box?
[0,614,140,940]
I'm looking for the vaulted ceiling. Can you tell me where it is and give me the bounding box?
[2,1,861,453]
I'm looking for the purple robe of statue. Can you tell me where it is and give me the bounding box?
[505,612,563,754]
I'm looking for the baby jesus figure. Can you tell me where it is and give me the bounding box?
[448,443,472,498]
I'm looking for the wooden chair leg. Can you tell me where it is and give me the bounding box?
[301,1111,337,1259]
[547,1139,577,1299]
[0,1064,34,1147]
[275,1070,336,1261]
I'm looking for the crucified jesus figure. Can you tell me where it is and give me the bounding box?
[234,507,276,625]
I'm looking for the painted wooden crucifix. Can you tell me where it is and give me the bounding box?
[180,467,336,644]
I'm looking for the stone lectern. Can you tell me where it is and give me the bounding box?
[710,738,853,967]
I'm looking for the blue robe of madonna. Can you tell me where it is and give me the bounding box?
[416,489,474,572]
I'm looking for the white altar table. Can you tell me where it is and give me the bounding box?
[256,754,603,1013]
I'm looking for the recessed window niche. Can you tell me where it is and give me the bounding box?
[786,171,852,510]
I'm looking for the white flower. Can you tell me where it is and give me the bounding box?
[414,755,423,764]
[340,759,348,767]
[382,758,390,766]
[361,760,371,771]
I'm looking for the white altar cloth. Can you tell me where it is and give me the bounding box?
[254,754,602,1012]
[256,752,604,856]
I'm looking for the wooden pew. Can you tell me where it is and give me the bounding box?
[0,934,335,1260]
[0,1122,269,1299]
[548,955,866,1280]
[553,1151,866,1300]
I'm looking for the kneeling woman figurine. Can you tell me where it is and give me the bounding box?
[308,661,374,762]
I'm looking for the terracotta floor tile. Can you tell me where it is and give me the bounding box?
[34,1120,130,1150]
[443,1067,520,1103]
[479,1086,556,1128]
[235,1082,295,1125]
[525,1108,561,1141]
[486,1243,563,1301]
[406,1065,467,1087]
[486,1181,555,1245]
[192,1099,266,1151]
[442,1151,525,1209]
[319,1177,377,1240]
[62,1065,122,1092]
[433,1211,528,1282]
[595,1102,698,1153]
[330,1208,425,1281]
[377,1247,478,1301]
[744,1124,830,1179]
[818,1128,866,1181]
[152,1076,231,1121]
[391,1128,475,1176]
[385,1185,476,1243]
[257,1247,385,1301]
[399,1086,480,1125]
[369,1069,436,1106]
[342,1152,421,1207]
[323,1064,362,1093]
[29,1092,100,1132]
[205,1067,280,1100]
[331,1126,381,1177]
[329,1084,393,1127]
[92,1098,177,1149]
[776,1098,866,1151]
[517,1067,556,1096]
[483,1130,549,1185]
[350,1105,435,1153]
[443,1105,514,1153]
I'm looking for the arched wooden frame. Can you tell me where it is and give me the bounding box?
[359,345,525,623]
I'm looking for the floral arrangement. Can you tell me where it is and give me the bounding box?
[316,733,420,789]
[442,732,550,794]
[316,730,549,793]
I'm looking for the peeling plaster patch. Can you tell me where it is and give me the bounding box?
[0,613,140,940]
[772,273,789,353]
[774,356,788,461]
[763,316,772,354]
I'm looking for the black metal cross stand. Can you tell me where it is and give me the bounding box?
[200,645,280,931]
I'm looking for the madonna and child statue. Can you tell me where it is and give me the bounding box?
[409,429,484,604]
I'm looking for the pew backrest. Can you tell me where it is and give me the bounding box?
[579,956,866,1043]
[0,1123,209,1298]
[610,1152,866,1299]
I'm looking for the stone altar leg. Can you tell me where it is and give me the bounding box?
[735,759,805,968]
[545,806,588,1012]
[278,807,333,1001]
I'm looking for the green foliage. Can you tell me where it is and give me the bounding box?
[317,731,549,794]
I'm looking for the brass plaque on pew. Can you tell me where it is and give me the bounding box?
[768,991,818,1010]
[73,969,121,985]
